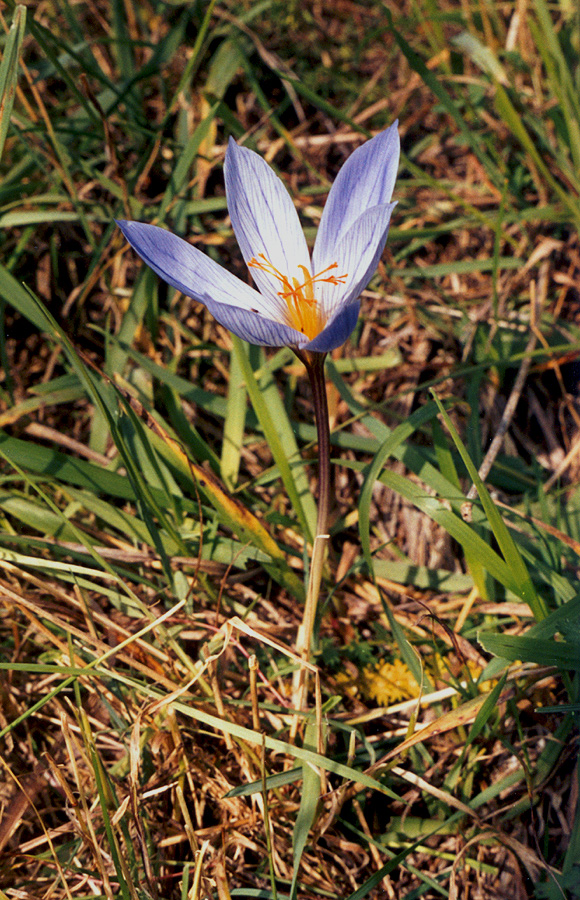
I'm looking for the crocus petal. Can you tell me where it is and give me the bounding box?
[304,301,361,353]
[312,122,400,274]
[315,202,396,319]
[224,138,312,306]
[116,220,307,348]
[117,220,282,320]
[204,296,310,348]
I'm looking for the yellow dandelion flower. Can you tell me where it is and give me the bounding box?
[363,658,420,706]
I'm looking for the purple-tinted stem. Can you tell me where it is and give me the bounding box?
[304,352,331,544]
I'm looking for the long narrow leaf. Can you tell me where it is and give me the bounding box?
[221,340,247,490]
[0,5,26,162]
[359,400,440,572]
[257,348,317,536]
[480,633,580,670]
[235,337,314,544]
[432,415,488,599]
[290,719,322,900]
[432,393,545,619]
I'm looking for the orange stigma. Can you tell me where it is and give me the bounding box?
[247,254,348,340]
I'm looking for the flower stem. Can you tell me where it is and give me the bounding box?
[293,351,331,713]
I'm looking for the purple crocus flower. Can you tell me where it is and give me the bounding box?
[117,122,400,353]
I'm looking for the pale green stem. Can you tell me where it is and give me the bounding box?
[293,351,330,713]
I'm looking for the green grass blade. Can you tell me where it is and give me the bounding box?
[107,669,401,801]
[344,842,440,900]
[0,430,138,501]
[157,103,220,221]
[0,489,80,541]
[525,593,580,641]
[234,337,314,544]
[157,0,220,130]
[432,393,546,619]
[257,349,317,535]
[326,360,470,509]
[385,8,503,187]
[0,5,26,162]
[0,262,51,331]
[431,415,488,600]
[111,0,136,81]
[372,559,473,592]
[105,268,158,382]
[463,675,507,747]
[562,756,580,885]
[494,82,580,227]
[290,719,322,900]
[480,633,580,670]
[82,713,135,900]
[373,466,520,594]
[359,400,440,572]
[530,0,580,170]
[140,409,306,600]
[0,285,187,582]
[221,341,247,490]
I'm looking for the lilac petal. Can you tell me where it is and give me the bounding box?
[312,122,400,274]
[224,138,312,306]
[204,296,309,347]
[315,202,396,319]
[117,220,281,319]
[117,220,307,347]
[304,301,361,353]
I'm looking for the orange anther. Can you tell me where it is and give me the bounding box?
[247,255,348,340]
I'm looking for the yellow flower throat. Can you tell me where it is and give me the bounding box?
[248,254,348,340]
